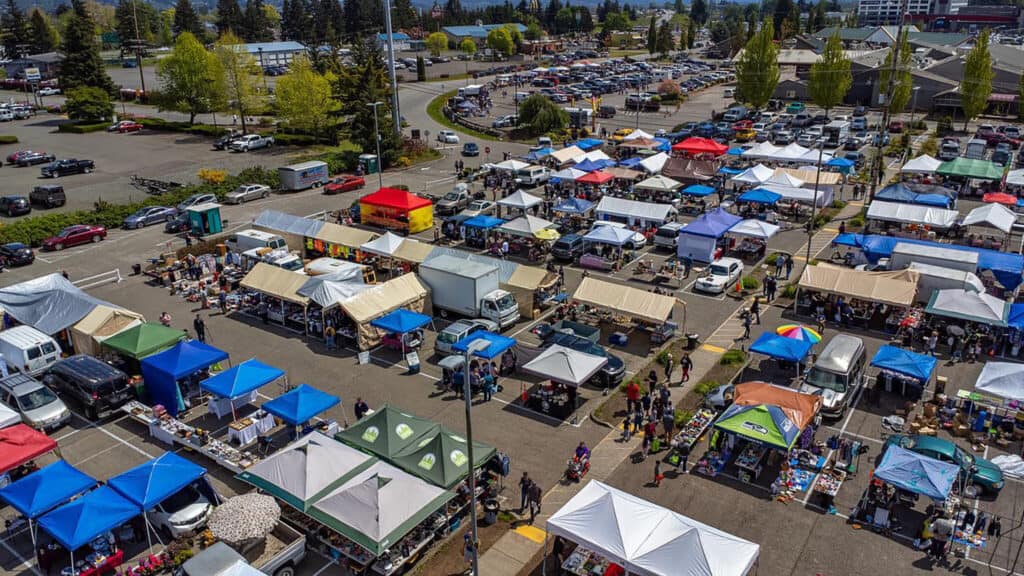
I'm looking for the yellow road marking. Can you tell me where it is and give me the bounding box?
[514,525,547,543]
[822,227,840,233]
[700,344,726,353]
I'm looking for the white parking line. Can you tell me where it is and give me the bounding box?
[0,538,39,575]
[802,382,867,505]
[69,412,156,459]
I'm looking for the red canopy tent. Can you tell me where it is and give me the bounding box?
[983,192,1017,206]
[576,170,614,185]
[672,137,728,156]
[358,187,434,233]
[0,424,58,474]
[359,187,433,211]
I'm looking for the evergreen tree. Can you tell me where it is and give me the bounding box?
[734,18,778,109]
[334,36,400,165]
[677,16,687,50]
[655,19,673,54]
[29,8,59,54]
[577,7,593,31]
[961,28,994,129]
[772,0,792,39]
[242,0,272,41]
[686,17,695,47]
[280,0,306,41]
[2,0,30,59]
[545,0,561,30]
[173,0,201,38]
[812,0,826,30]
[342,0,362,40]
[60,0,115,93]
[674,0,684,13]
[690,0,706,24]
[216,0,243,35]
[646,15,656,53]
[394,0,417,29]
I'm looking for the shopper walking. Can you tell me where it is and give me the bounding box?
[626,380,640,414]
[193,314,206,343]
[662,403,675,438]
[928,331,939,356]
[679,353,693,383]
[653,460,664,487]
[518,472,532,513]
[354,397,370,420]
[528,482,542,524]
[775,255,784,278]
[159,312,172,327]
[750,297,761,325]
[741,312,752,340]
[663,352,674,384]
[785,254,794,278]
[765,275,777,301]
[677,441,691,473]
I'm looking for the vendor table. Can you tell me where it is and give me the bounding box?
[69,548,124,576]
[208,390,259,419]
[227,410,276,447]
[578,253,615,271]
[673,408,716,448]
[370,532,434,576]
[812,468,846,498]
[734,443,767,483]
[562,546,611,576]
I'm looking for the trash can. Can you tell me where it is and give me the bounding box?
[132,263,142,275]
[686,333,700,350]
[482,499,500,526]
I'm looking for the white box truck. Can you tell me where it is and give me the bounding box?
[890,242,978,274]
[907,262,986,303]
[419,255,521,329]
[278,161,328,192]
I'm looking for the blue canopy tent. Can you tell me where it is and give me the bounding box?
[573,138,604,151]
[677,208,742,262]
[719,166,744,176]
[1009,304,1024,330]
[874,445,959,501]
[618,157,643,168]
[38,485,140,561]
[453,332,516,359]
[370,309,433,368]
[726,147,745,156]
[141,340,230,417]
[738,189,783,205]
[262,384,340,427]
[107,452,208,547]
[870,345,936,398]
[681,184,716,197]
[825,157,855,174]
[200,359,285,419]
[749,332,814,376]
[876,183,954,209]
[654,138,671,152]
[0,460,96,554]
[463,215,504,230]
[553,197,595,215]
[574,159,614,172]
[523,147,555,161]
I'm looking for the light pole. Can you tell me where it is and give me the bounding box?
[909,86,921,133]
[258,47,268,93]
[368,102,385,189]
[382,0,402,135]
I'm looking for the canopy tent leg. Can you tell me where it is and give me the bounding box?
[541,533,549,576]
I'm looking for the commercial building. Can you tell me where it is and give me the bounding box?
[242,41,306,67]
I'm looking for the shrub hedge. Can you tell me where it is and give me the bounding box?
[57,121,110,134]
[0,166,279,247]
[136,118,227,137]
[0,135,18,144]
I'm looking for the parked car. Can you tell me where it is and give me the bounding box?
[462,142,480,156]
[212,131,243,150]
[694,257,743,294]
[37,87,60,96]
[123,206,177,229]
[176,193,217,212]
[704,383,735,410]
[883,434,1004,495]
[551,233,585,261]
[436,319,499,355]
[786,102,805,114]
[41,159,94,178]
[0,196,31,217]
[0,373,70,430]
[15,151,56,166]
[437,130,460,144]
[0,242,35,266]
[323,175,365,195]
[147,483,213,540]
[772,131,794,145]
[844,151,866,168]
[460,200,496,218]
[492,115,519,128]
[852,106,867,117]
[888,121,905,133]
[41,224,106,251]
[164,212,192,234]
[29,185,65,208]
[229,134,274,152]
[224,184,271,204]
[542,331,626,386]
[43,355,132,420]
[109,120,143,133]
[611,128,634,142]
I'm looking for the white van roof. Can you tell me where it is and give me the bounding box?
[234,229,280,241]
[0,325,54,348]
[281,160,327,172]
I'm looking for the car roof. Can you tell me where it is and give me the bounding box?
[713,257,743,266]
[903,434,953,455]
[3,242,28,249]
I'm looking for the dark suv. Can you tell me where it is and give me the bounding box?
[43,355,132,419]
[543,332,626,386]
[0,196,31,217]
[551,234,585,261]
[29,185,66,208]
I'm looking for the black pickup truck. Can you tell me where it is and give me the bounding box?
[40,159,94,178]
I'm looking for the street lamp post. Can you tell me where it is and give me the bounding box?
[462,338,490,576]
[909,86,921,133]
[258,47,268,93]
[368,102,385,189]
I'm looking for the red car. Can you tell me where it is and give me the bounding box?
[888,121,904,133]
[6,150,40,164]
[42,224,106,251]
[323,175,366,195]
[731,120,753,131]
[109,120,143,133]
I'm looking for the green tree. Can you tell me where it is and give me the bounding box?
[646,15,656,54]
[734,18,778,109]
[393,0,417,28]
[159,8,173,45]
[276,55,339,141]
[280,0,307,41]
[808,31,851,116]
[214,31,261,133]
[29,8,60,54]
[686,17,696,48]
[173,0,201,37]
[691,0,707,24]
[655,20,673,54]
[961,28,994,130]
[64,85,114,121]
[157,32,225,124]
[604,12,630,31]
[60,0,115,93]
[216,0,243,34]
[416,55,426,80]
[878,30,911,115]
[555,7,574,34]
[426,31,448,56]
[677,17,688,50]
[773,0,793,39]
[674,0,684,14]
[525,22,543,40]
[519,93,567,135]
[334,36,400,165]
[2,0,30,59]
[241,0,272,42]
[459,37,477,58]
[115,0,160,45]
[486,26,514,56]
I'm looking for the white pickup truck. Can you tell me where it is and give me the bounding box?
[230,134,274,152]
[176,521,306,576]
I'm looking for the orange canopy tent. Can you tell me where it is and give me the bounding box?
[983,192,1017,206]
[732,381,823,430]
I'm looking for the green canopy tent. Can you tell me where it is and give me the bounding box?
[102,322,187,360]
[391,428,497,489]
[335,405,439,459]
[936,157,1004,180]
[713,403,804,451]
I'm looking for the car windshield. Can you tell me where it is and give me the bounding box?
[131,209,148,218]
[495,294,516,309]
[17,387,58,411]
[162,485,200,513]
[437,331,458,344]
[953,445,974,467]
[279,259,303,271]
[443,193,459,201]
[709,264,729,276]
[58,228,74,237]
[806,367,846,392]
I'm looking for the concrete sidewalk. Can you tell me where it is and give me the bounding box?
[476,199,865,576]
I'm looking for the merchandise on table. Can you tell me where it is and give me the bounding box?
[673,408,716,448]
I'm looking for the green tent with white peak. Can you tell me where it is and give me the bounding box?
[335,404,439,459]
[713,403,804,451]
[391,428,497,489]
[102,322,187,359]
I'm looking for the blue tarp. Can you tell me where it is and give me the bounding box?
[738,189,783,205]
[38,486,140,550]
[463,215,505,229]
[876,183,954,208]
[870,345,936,382]
[618,157,643,168]
[874,445,959,500]
[200,359,283,400]
[262,384,340,426]
[0,461,96,519]
[680,208,742,238]
[453,331,516,359]
[1009,304,1024,330]
[107,452,206,510]
[654,138,671,152]
[370,309,431,334]
[141,341,229,417]
[826,158,855,168]
[574,159,615,171]
[719,167,744,175]
[524,147,554,161]
[553,197,594,214]
[681,184,716,197]
[831,234,1024,290]
[574,138,604,151]
[726,147,745,156]
[750,332,814,362]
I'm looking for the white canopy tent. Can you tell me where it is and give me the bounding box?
[975,362,1024,402]
[730,164,774,185]
[729,219,780,240]
[638,152,669,174]
[596,197,677,227]
[926,289,1010,326]
[775,143,812,161]
[551,167,587,181]
[498,215,558,238]
[797,149,833,164]
[742,142,782,159]
[1007,169,1024,187]
[759,184,834,207]
[764,171,805,188]
[866,201,960,229]
[901,154,943,174]
[494,159,530,172]
[622,129,654,141]
[577,150,613,163]
[522,345,608,387]
[962,203,1016,234]
[360,232,406,257]
[583,225,635,247]
[546,480,759,576]
[498,190,544,211]
[635,175,683,193]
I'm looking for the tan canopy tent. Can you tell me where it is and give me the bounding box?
[70,305,144,357]
[505,265,558,320]
[549,146,585,165]
[774,168,842,186]
[314,223,379,250]
[339,273,430,349]
[572,277,678,324]
[604,167,643,181]
[241,263,311,306]
[798,264,919,307]
[392,239,435,264]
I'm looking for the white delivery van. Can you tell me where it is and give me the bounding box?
[226,229,287,254]
[514,166,551,187]
[0,326,62,376]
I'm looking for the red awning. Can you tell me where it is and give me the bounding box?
[359,187,433,211]
[988,93,1019,103]
[983,192,1017,205]
[576,170,614,184]
[0,424,58,474]
[671,137,728,156]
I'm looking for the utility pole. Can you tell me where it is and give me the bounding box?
[868,0,908,202]
[130,0,147,95]
[382,0,402,137]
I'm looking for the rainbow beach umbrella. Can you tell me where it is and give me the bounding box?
[776,324,822,343]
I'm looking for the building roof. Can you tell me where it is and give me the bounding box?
[814,26,876,41]
[377,33,411,41]
[907,31,970,47]
[242,41,305,54]
[26,52,63,64]
[988,43,1024,72]
[443,23,526,38]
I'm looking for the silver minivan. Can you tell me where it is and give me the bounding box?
[799,334,866,418]
[0,373,71,430]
